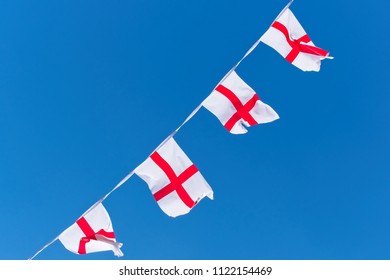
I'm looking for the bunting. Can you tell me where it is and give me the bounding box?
[29,1,331,259]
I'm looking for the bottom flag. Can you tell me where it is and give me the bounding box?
[58,203,123,257]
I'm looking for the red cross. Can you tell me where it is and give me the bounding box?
[150,151,198,209]
[271,21,329,63]
[215,84,260,132]
[76,216,115,254]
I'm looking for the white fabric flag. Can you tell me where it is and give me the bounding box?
[260,8,331,72]
[202,70,279,134]
[135,138,213,218]
[59,203,123,257]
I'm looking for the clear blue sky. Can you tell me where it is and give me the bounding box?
[1,0,389,260]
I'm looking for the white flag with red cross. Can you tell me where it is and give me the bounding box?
[135,138,213,218]
[260,8,332,72]
[202,70,279,134]
[58,203,123,257]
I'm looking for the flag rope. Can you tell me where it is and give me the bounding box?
[28,1,293,260]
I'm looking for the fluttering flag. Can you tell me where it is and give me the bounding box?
[135,138,213,218]
[58,203,123,257]
[260,8,331,71]
[202,70,279,134]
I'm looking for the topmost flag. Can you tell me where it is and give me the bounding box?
[260,7,331,71]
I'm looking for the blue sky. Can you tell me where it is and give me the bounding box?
[1,0,389,260]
